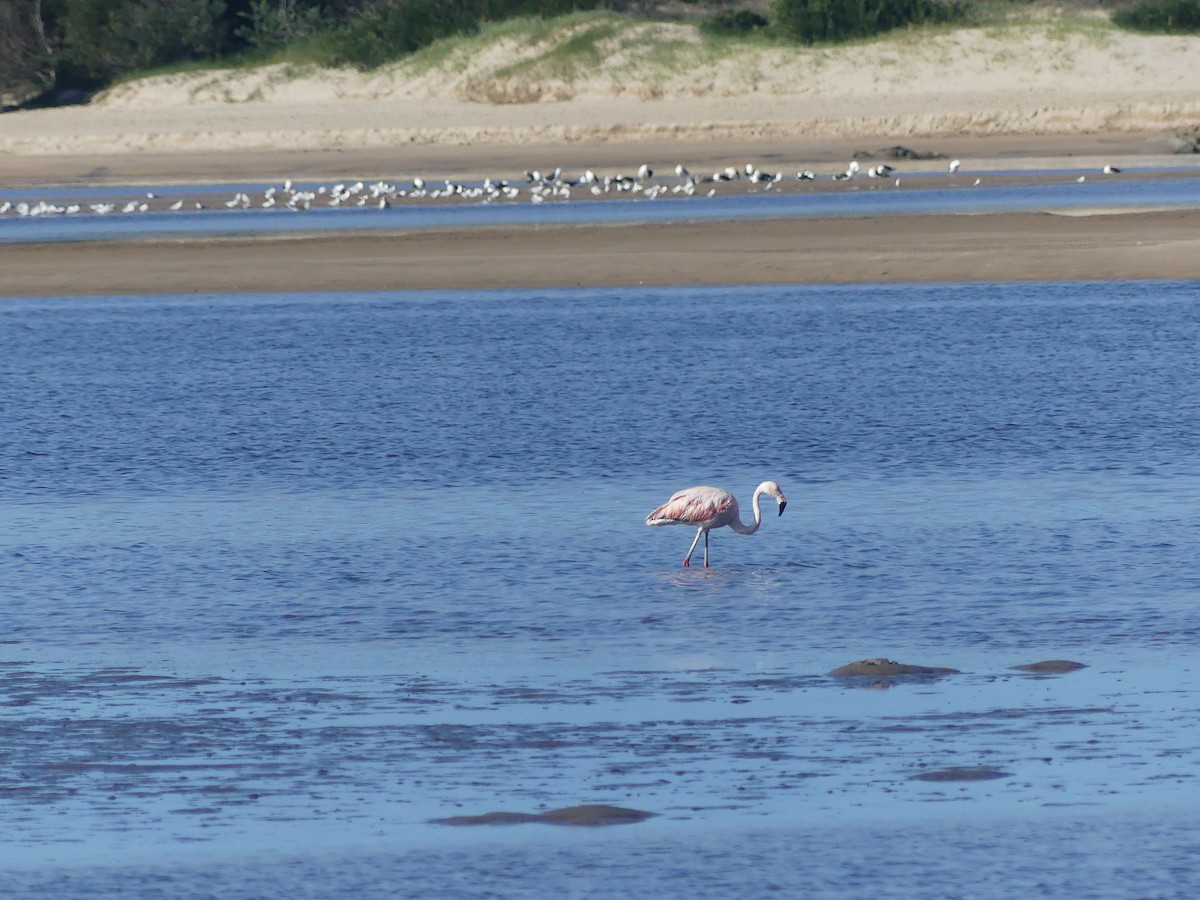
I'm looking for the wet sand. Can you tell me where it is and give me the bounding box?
[0,132,1182,186]
[5,208,1200,297]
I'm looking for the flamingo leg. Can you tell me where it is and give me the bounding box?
[683,527,704,567]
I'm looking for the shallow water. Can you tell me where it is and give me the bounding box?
[3,173,1200,244]
[2,282,1200,894]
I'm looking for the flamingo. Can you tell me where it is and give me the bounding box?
[645,481,787,567]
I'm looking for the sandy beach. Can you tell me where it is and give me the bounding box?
[2,16,1200,295]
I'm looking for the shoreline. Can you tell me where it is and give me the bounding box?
[3,23,1199,296]
[1,131,1196,188]
[5,210,1199,297]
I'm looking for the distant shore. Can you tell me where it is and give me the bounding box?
[3,18,1200,181]
[3,18,1200,296]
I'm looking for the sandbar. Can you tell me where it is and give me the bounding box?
[4,207,1199,297]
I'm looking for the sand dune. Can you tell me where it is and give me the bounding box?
[2,17,1200,158]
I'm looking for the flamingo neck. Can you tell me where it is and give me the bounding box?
[729,489,764,535]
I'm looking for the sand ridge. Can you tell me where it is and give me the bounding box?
[5,209,1200,296]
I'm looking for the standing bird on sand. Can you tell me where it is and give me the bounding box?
[646,482,787,567]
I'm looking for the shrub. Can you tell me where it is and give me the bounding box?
[1112,0,1200,32]
[317,0,481,68]
[701,8,770,36]
[59,0,227,81]
[314,0,603,69]
[771,0,963,43]
[478,0,600,14]
[236,0,328,51]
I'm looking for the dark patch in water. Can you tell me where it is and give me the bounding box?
[432,811,543,826]
[909,766,1013,782]
[433,804,655,827]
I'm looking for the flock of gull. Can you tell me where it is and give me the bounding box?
[0,157,1122,219]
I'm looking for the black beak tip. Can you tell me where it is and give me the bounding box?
[778,500,787,516]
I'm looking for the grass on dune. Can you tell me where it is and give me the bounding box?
[399,12,788,85]
[105,7,1142,95]
[402,13,665,83]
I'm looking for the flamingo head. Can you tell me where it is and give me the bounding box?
[758,481,787,516]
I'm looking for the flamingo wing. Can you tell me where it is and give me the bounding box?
[646,486,735,527]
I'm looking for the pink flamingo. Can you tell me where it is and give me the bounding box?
[645,481,787,567]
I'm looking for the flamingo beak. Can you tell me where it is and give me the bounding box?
[777,499,787,516]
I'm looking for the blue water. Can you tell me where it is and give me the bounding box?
[3,282,1200,895]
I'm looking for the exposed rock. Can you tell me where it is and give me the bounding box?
[1169,132,1200,154]
[852,146,945,160]
[882,145,946,159]
[539,804,656,826]
[1011,659,1087,673]
[829,658,960,677]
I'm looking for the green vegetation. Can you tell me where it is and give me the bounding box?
[700,9,770,37]
[1,0,605,102]
[771,0,969,43]
[59,0,228,82]
[236,0,329,52]
[1112,0,1200,32]
[317,0,483,69]
[1,0,1195,108]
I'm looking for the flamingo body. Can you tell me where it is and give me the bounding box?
[646,481,786,567]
